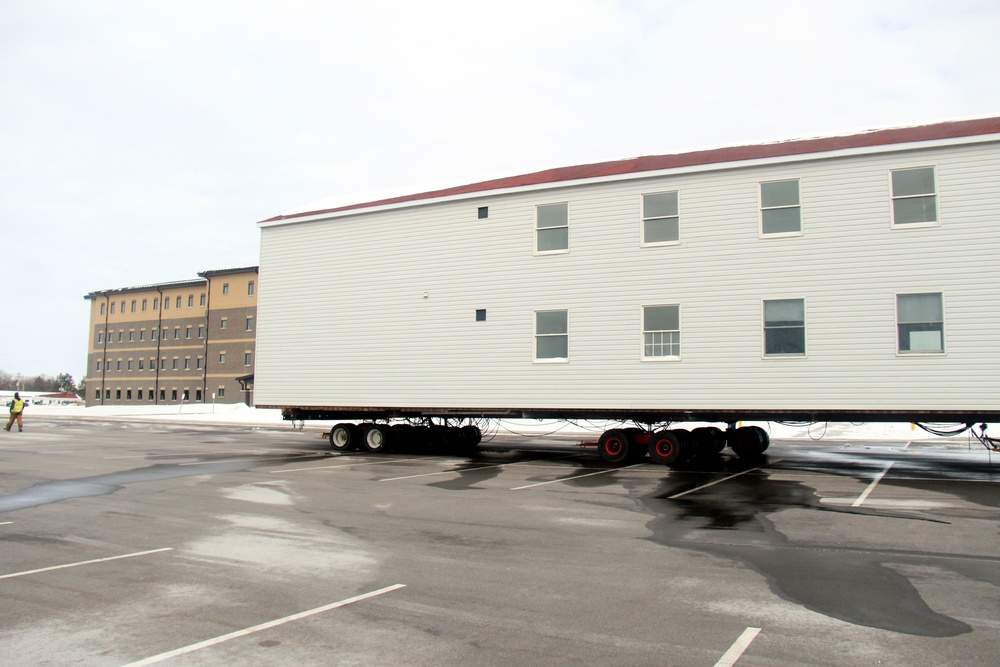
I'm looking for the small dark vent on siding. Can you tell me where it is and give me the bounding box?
[475,309,486,322]
[477,206,488,219]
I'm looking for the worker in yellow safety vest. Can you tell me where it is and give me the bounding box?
[5,392,25,432]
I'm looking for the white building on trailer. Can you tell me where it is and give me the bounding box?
[255,116,1000,459]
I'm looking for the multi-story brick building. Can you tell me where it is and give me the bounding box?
[83,267,258,407]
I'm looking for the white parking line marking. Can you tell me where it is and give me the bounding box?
[0,547,173,580]
[0,521,12,526]
[120,583,407,667]
[510,463,645,490]
[668,463,774,499]
[275,457,424,473]
[714,627,761,666]
[852,462,894,507]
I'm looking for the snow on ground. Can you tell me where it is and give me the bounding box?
[20,403,997,442]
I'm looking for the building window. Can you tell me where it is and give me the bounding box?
[127,360,133,371]
[153,298,158,310]
[642,192,679,245]
[198,325,204,338]
[184,358,191,370]
[174,327,180,340]
[131,300,137,312]
[118,331,124,342]
[161,358,166,370]
[126,389,132,400]
[185,326,192,339]
[164,297,170,310]
[100,303,106,315]
[763,299,806,355]
[199,294,206,306]
[160,389,166,401]
[98,332,104,344]
[129,331,135,342]
[218,387,225,398]
[138,360,144,371]
[116,389,122,400]
[148,389,154,401]
[172,358,178,370]
[95,389,100,399]
[187,295,193,307]
[96,360,102,371]
[246,317,253,331]
[106,389,111,399]
[171,389,177,401]
[220,318,228,329]
[117,360,122,371]
[183,389,189,401]
[534,310,568,361]
[244,352,253,366]
[151,329,157,341]
[121,300,126,312]
[219,352,226,363]
[196,389,202,401]
[642,305,680,359]
[139,330,145,341]
[110,302,116,315]
[222,283,229,295]
[891,167,937,226]
[176,296,181,308]
[142,298,147,311]
[149,357,155,370]
[196,357,203,370]
[897,292,944,353]
[248,281,255,296]
[162,328,168,340]
[476,309,486,322]
[760,179,801,235]
[536,203,569,253]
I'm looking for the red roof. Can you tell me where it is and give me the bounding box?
[264,116,1000,223]
[39,392,81,399]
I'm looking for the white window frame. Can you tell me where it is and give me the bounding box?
[641,191,680,247]
[890,166,939,228]
[759,178,802,237]
[895,292,945,355]
[641,304,681,361]
[533,309,569,363]
[535,202,569,255]
[762,298,807,357]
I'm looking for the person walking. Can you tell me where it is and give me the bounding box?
[5,392,25,432]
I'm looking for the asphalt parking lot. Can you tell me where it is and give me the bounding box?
[1,418,999,666]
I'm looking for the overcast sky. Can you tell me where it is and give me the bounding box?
[2,0,999,382]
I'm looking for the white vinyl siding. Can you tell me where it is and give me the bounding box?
[255,137,1000,413]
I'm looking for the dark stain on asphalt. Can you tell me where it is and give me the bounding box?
[0,453,328,514]
[634,461,976,637]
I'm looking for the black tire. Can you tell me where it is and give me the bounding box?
[749,425,770,453]
[329,423,356,452]
[597,429,631,464]
[691,426,725,456]
[460,424,482,447]
[729,426,767,457]
[648,430,684,465]
[364,424,393,453]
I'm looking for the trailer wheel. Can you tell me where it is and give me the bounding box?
[597,429,631,464]
[691,427,725,456]
[364,424,392,453]
[460,425,482,447]
[648,431,684,465]
[330,423,356,452]
[729,426,767,457]
[749,425,770,453]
